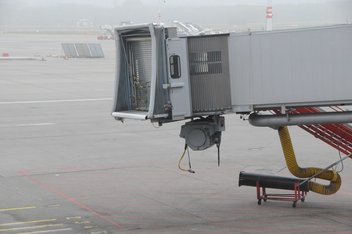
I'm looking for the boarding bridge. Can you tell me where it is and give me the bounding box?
[112,24,352,197]
[112,24,352,149]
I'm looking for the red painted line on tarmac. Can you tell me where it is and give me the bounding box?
[19,169,124,229]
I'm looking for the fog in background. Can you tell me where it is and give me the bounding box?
[0,0,351,29]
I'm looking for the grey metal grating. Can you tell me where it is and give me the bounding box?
[187,36,231,113]
[189,51,223,75]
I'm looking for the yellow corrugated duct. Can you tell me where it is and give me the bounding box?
[278,126,341,195]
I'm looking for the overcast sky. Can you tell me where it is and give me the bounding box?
[0,0,350,28]
[1,0,342,7]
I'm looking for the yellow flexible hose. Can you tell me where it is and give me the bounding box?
[178,146,189,172]
[278,126,341,195]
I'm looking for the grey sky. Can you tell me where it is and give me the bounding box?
[2,0,341,7]
[0,0,350,28]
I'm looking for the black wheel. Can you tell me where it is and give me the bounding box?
[263,197,267,202]
[301,198,305,202]
[292,202,297,208]
[258,199,262,205]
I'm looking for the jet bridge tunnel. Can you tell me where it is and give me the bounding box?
[112,23,352,196]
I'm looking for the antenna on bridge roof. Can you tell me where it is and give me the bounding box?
[158,0,167,24]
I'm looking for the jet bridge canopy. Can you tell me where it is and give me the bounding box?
[229,25,352,113]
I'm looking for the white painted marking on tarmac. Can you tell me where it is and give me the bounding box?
[0,219,56,226]
[0,206,36,212]
[17,228,72,234]
[0,224,64,232]
[0,98,112,105]
[15,123,57,127]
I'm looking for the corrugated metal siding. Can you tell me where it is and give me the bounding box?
[229,25,352,112]
[188,36,231,113]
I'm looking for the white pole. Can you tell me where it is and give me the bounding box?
[158,0,167,24]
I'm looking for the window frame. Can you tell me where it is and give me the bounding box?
[169,55,181,79]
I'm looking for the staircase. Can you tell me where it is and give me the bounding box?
[291,107,352,155]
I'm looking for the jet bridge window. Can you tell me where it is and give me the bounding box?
[169,55,181,79]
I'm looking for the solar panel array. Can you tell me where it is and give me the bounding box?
[62,43,104,58]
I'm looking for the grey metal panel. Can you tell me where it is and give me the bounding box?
[188,35,232,113]
[153,27,171,117]
[61,43,78,58]
[75,43,91,58]
[114,31,131,112]
[62,43,104,58]
[229,25,352,112]
[166,38,192,120]
[88,43,104,58]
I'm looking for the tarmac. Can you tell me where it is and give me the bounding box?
[1,32,352,234]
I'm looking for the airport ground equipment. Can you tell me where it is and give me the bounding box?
[239,172,308,207]
[112,23,352,198]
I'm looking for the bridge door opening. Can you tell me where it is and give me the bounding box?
[126,37,152,112]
